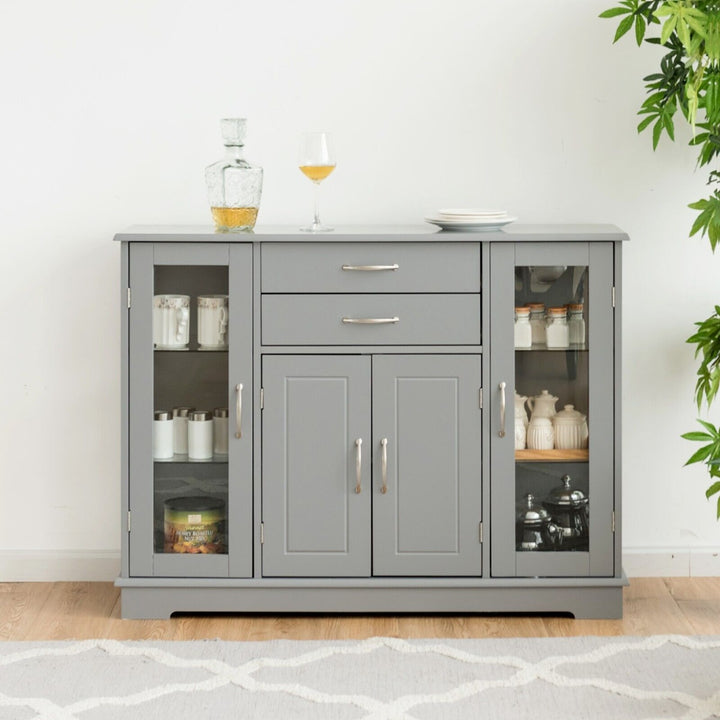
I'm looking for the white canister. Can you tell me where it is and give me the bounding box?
[528,303,546,346]
[198,295,229,350]
[153,410,174,459]
[213,407,229,455]
[514,307,532,348]
[172,406,195,455]
[546,307,569,349]
[527,416,554,450]
[552,404,589,449]
[152,294,190,350]
[188,410,213,460]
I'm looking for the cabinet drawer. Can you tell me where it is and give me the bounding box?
[261,242,480,293]
[262,294,481,346]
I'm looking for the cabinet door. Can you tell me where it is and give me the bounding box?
[372,355,483,576]
[128,243,253,578]
[261,355,371,577]
[490,242,615,578]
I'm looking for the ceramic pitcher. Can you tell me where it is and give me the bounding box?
[527,389,558,421]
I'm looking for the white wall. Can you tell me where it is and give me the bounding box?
[1,0,718,580]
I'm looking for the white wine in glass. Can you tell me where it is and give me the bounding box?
[299,131,336,232]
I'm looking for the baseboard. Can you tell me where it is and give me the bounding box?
[622,548,720,577]
[0,550,121,582]
[0,549,718,581]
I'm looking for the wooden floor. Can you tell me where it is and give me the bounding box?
[0,578,718,641]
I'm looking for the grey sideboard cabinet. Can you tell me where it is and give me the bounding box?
[115,224,628,619]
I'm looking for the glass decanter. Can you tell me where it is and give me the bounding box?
[205,118,263,232]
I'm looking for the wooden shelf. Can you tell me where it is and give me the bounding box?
[515,449,589,462]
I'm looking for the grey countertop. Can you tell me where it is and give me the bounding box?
[114,223,629,243]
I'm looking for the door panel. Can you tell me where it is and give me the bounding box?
[372,355,483,576]
[262,355,371,577]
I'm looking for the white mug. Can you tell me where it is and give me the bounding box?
[198,295,229,349]
[153,295,190,349]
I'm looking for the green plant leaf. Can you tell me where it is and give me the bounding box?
[681,431,714,441]
[653,118,663,148]
[706,481,720,499]
[685,443,714,465]
[637,115,655,132]
[636,14,647,44]
[599,6,632,17]
[615,14,636,42]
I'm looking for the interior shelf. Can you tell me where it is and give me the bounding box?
[515,346,587,352]
[154,454,229,464]
[515,448,589,462]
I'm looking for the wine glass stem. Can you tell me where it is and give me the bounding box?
[313,181,321,227]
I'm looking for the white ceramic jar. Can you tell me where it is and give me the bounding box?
[153,410,174,459]
[546,307,569,349]
[172,406,195,455]
[188,410,213,459]
[526,416,554,450]
[514,307,532,348]
[552,404,589,449]
[515,416,527,450]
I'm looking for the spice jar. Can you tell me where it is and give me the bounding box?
[188,410,213,460]
[172,406,195,456]
[153,410,173,459]
[213,407,229,455]
[545,307,569,349]
[568,303,585,346]
[528,303,546,346]
[514,307,532,348]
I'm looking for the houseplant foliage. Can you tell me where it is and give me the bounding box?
[601,0,720,516]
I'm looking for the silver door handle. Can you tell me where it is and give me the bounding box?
[380,438,388,494]
[235,383,243,438]
[498,381,506,438]
[355,438,362,494]
[341,264,399,271]
[342,317,399,324]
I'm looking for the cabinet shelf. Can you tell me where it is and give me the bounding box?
[515,449,589,462]
[154,454,228,464]
[154,347,228,353]
[515,346,587,352]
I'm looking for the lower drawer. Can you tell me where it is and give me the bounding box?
[262,294,481,346]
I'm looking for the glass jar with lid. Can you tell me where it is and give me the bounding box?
[514,307,532,348]
[545,306,569,349]
[528,303,546,346]
[568,303,585,346]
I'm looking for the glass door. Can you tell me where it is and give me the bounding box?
[128,243,253,578]
[490,242,615,578]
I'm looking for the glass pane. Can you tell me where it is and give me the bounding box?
[514,265,590,553]
[152,265,229,555]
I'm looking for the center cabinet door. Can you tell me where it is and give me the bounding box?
[262,355,371,577]
[372,355,483,576]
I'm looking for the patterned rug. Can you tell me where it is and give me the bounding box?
[0,635,719,719]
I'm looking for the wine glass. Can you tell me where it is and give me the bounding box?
[299,131,336,232]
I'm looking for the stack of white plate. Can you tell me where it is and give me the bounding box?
[424,208,517,231]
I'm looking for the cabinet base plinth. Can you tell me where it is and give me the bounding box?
[117,580,626,620]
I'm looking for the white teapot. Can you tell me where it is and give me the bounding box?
[527,390,558,421]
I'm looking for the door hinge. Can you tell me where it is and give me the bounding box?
[612,286,616,308]
[260,522,264,544]
[478,387,483,409]
[127,510,132,533]
[260,387,264,410]
[612,511,616,533]
[127,287,132,309]
[479,521,484,543]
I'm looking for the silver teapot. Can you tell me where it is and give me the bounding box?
[516,493,559,551]
[542,475,589,549]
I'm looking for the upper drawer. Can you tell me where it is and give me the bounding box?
[261,242,481,293]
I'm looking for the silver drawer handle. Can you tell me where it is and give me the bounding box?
[235,383,243,439]
[341,264,399,271]
[498,381,506,438]
[355,438,362,494]
[342,317,399,324]
[380,438,388,494]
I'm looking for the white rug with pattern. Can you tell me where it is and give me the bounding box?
[0,635,719,719]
